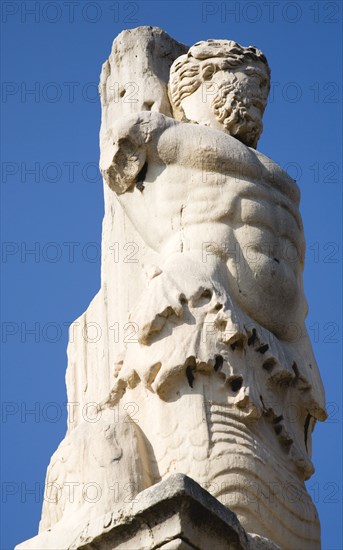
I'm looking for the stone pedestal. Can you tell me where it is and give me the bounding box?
[16,474,279,549]
[70,474,279,550]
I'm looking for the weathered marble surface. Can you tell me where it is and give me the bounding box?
[71,474,281,550]
[16,27,326,550]
[17,475,280,550]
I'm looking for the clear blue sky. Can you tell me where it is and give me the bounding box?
[1,2,342,549]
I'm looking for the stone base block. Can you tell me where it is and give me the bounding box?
[17,474,280,550]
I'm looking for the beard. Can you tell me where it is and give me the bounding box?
[211,77,264,149]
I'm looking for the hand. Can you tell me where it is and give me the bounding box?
[100,111,174,194]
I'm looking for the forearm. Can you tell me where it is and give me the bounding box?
[100,112,295,208]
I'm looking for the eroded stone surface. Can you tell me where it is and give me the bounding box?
[18,475,279,550]
[16,27,326,550]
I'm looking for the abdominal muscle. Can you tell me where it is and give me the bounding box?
[118,164,307,339]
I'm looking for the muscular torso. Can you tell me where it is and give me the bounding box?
[103,112,307,338]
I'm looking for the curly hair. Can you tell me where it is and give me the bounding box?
[169,39,270,111]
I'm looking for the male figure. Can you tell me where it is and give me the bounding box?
[100,46,326,549]
[101,39,307,344]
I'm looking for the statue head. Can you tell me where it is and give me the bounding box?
[169,39,271,149]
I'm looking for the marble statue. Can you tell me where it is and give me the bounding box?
[17,27,327,550]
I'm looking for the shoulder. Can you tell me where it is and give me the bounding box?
[254,149,300,204]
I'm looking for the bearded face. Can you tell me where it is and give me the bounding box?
[210,69,268,149]
[177,61,269,149]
